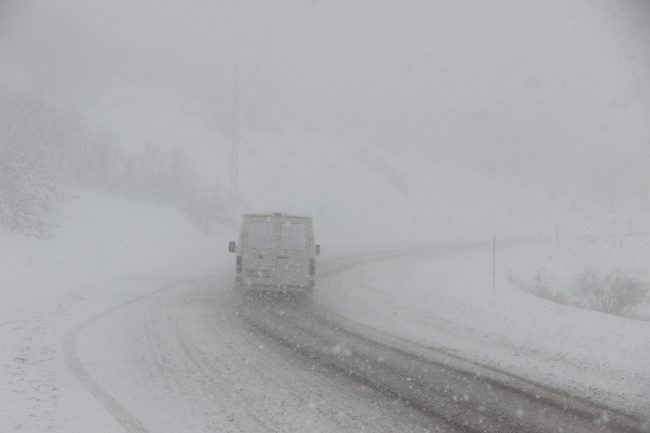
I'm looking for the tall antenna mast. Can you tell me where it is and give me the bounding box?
[230,63,239,211]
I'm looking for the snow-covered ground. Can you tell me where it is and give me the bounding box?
[0,191,229,431]
[317,240,650,419]
[2,132,650,430]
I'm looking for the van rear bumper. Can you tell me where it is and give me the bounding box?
[236,277,314,292]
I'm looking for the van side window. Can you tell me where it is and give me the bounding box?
[247,222,275,249]
[280,222,307,250]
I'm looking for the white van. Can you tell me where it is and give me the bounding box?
[229,213,320,292]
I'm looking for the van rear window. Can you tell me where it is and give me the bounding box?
[246,222,275,249]
[280,222,307,250]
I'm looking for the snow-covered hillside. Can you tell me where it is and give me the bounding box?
[234,128,650,252]
[79,84,650,254]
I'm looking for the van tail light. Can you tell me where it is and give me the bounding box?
[309,259,316,276]
[236,256,242,273]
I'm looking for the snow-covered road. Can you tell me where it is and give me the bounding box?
[66,250,646,433]
[70,272,451,432]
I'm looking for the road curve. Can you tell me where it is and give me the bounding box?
[66,247,648,432]
[63,281,188,433]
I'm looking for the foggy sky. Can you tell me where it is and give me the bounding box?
[1,0,649,209]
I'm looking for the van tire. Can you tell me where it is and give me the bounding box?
[292,289,312,307]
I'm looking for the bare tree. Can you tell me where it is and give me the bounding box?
[574,270,649,316]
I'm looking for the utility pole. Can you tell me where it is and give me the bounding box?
[230,63,240,212]
[493,235,496,291]
[226,60,255,214]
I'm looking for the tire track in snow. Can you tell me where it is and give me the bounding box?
[171,315,278,432]
[64,272,441,432]
[63,279,193,433]
[166,277,435,432]
[166,276,452,432]
[233,243,647,433]
[238,293,646,433]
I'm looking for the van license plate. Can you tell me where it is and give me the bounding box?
[246,269,272,278]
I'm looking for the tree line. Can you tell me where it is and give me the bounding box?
[0,89,229,237]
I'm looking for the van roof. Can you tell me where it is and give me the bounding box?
[242,213,312,219]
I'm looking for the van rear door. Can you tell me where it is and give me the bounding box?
[275,217,311,288]
[242,217,277,287]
